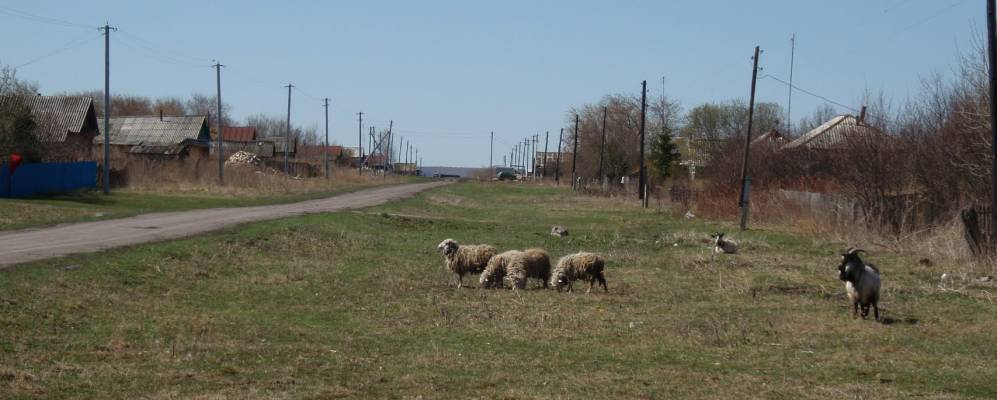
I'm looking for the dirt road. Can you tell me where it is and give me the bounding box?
[0,181,450,268]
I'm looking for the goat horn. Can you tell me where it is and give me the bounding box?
[848,248,865,255]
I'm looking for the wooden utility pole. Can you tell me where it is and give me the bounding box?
[639,80,647,206]
[787,34,796,136]
[284,84,293,176]
[988,0,997,244]
[323,98,330,179]
[555,128,563,184]
[543,131,549,178]
[101,24,115,195]
[571,115,580,190]
[599,106,607,185]
[214,62,224,185]
[356,112,363,175]
[739,46,761,230]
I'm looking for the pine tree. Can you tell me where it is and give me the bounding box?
[649,130,680,183]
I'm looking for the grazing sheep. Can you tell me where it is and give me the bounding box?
[838,248,882,321]
[480,250,524,289]
[550,252,607,293]
[436,239,497,288]
[505,248,552,289]
[711,232,738,254]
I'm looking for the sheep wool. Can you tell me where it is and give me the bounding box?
[504,248,553,289]
[550,252,608,293]
[437,239,497,288]
[480,250,525,289]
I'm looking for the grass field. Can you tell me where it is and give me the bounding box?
[0,179,406,231]
[1,182,995,399]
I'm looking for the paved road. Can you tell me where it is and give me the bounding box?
[0,181,450,268]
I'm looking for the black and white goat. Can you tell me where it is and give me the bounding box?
[711,233,738,254]
[837,248,882,321]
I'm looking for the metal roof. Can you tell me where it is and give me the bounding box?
[222,126,256,142]
[129,140,207,156]
[95,116,210,146]
[0,95,98,142]
[751,129,787,146]
[782,115,883,151]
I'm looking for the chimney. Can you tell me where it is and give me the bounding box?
[159,109,163,121]
[858,106,867,125]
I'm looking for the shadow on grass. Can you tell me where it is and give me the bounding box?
[880,316,919,325]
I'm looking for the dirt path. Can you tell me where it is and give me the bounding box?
[0,181,450,268]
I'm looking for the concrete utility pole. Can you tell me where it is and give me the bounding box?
[489,131,494,168]
[543,131,549,178]
[555,128,563,184]
[532,134,538,178]
[571,114,579,190]
[284,83,293,176]
[739,46,761,230]
[323,98,330,179]
[639,80,647,206]
[512,144,518,171]
[387,120,393,170]
[214,62,224,185]
[357,112,363,175]
[599,106,607,185]
[787,34,796,136]
[101,24,115,195]
[523,138,529,177]
[988,0,997,244]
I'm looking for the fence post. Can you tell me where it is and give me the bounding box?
[962,207,983,258]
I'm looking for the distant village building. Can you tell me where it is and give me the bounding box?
[0,95,100,161]
[221,126,256,142]
[95,115,211,160]
[781,112,883,151]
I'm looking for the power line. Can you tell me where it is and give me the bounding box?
[0,5,92,30]
[758,74,861,114]
[15,32,103,69]
[117,30,212,64]
[113,35,208,68]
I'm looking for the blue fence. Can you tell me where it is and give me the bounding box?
[0,162,97,198]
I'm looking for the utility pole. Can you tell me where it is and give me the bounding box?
[357,112,363,175]
[489,131,494,168]
[639,80,647,206]
[532,134,538,178]
[787,33,796,136]
[543,131,549,178]
[739,46,761,231]
[100,24,115,195]
[323,98,330,179]
[599,106,607,185]
[284,83,293,176]
[387,120,393,170]
[523,138,529,177]
[555,128,563,184]
[513,144,518,172]
[214,62,224,185]
[988,0,997,244]
[571,114,579,190]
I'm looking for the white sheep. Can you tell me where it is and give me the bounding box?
[436,238,497,288]
[711,232,738,254]
[550,252,607,293]
[479,250,523,289]
[505,248,552,289]
[838,248,882,321]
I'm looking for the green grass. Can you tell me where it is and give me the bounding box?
[1,182,995,398]
[0,182,399,231]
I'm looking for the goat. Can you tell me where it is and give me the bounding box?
[838,248,882,321]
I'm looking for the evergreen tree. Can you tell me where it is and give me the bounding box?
[649,130,680,183]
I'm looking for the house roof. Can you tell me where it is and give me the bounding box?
[782,115,882,151]
[751,129,787,146]
[268,136,298,154]
[0,95,98,142]
[95,116,211,146]
[222,126,256,142]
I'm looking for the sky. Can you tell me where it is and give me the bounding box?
[0,0,983,167]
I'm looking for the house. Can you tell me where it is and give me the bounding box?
[781,111,885,151]
[94,115,211,160]
[751,129,788,148]
[269,136,298,159]
[0,95,100,161]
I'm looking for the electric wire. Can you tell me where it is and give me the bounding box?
[15,32,103,69]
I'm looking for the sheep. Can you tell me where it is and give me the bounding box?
[711,232,738,254]
[479,250,523,289]
[436,238,497,288]
[505,248,552,289]
[550,252,607,293]
[838,248,882,321]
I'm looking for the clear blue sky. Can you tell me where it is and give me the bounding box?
[0,0,982,167]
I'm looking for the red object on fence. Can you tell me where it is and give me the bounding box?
[8,154,22,174]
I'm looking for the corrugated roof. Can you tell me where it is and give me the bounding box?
[95,116,210,146]
[782,115,882,150]
[751,129,787,146]
[222,126,256,142]
[0,95,97,142]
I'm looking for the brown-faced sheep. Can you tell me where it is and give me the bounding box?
[505,248,552,289]
[550,252,607,293]
[479,250,523,289]
[437,238,497,288]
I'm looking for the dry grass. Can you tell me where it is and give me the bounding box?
[0,182,995,398]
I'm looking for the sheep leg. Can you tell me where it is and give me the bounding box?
[873,303,880,321]
[596,273,608,292]
[852,301,859,319]
[456,273,463,289]
[587,278,595,293]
